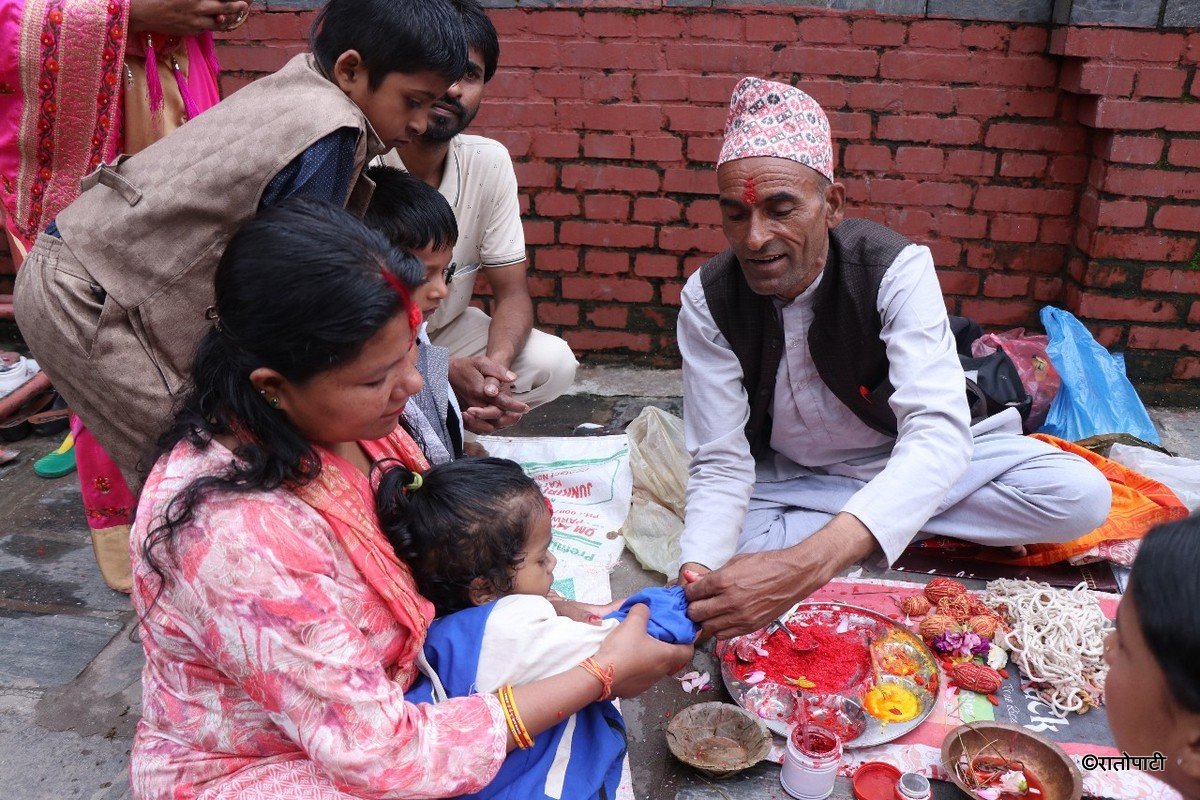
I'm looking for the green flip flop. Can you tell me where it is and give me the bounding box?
[34,432,77,479]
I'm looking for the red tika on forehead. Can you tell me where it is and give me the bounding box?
[742,176,758,205]
[380,268,424,346]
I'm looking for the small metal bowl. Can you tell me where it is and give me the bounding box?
[941,722,1083,800]
[666,702,773,779]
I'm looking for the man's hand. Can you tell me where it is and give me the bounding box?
[461,402,527,435]
[129,0,247,34]
[683,513,877,639]
[450,356,529,419]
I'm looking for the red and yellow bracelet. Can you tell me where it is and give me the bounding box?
[498,684,534,749]
[579,657,615,701]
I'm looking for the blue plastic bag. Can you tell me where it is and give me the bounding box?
[1038,306,1160,444]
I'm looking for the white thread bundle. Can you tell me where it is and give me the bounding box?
[984,579,1113,716]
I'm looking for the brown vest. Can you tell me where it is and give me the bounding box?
[700,218,911,457]
[55,54,385,392]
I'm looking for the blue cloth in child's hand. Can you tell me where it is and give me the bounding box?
[605,585,699,644]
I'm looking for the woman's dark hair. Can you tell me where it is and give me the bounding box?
[1129,515,1200,714]
[454,0,500,83]
[363,166,458,252]
[311,0,468,87]
[376,457,546,616]
[142,198,425,587]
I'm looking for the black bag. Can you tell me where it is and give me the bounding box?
[948,315,1033,426]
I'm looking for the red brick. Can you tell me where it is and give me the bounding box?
[635,254,680,278]
[1060,61,1135,97]
[967,243,1064,274]
[746,14,798,42]
[877,115,981,146]
[582,134,632,160]
[561,42,661,70]
[959,298,1038,327]
[559,103,662,133]
[894,146,945,174]
[1143,268,1200,293]
[1009,28,1048,54]
[1048,155,1089,184]
[937,270,981,295]
[1168,139,1200,168]
[1135,68,1188,99]
[880,51,971,83]
[491,131,531,158]
[562,276,654,303]
[514,162,557,188]
[587,305,631,328]
[1081,98,1200,133]
[927,239,963,267]
[661,282,683,306]
[584,75,634,105]
[584,252,630,275]
[583,12,635,38]
[1034,277,1064,302]
[666,43,771,73]
[535,249,580,273]
[1111,31,1186,63]
[1091,197,1148,228]
[633,135,683,162]
[984,122,1085,153]
[847,83,955,114]
[686,199,722,226]
[228,11,308,41]
[1101,134,1164,165]
[532,132,580,159]
[1049,27,1116,58]
[843,144,892,172]
[1128,326,1200,351]
[523,221,555,247]
[990,217,1039,243]
[961,24,1008,51]
[1105,167,1200,200]
[774,47,880,79]
[852,19,906,47]
[689,75,742,104]
[973,54,1060,88]
[908,20,962,50]
[1039,218,1076,245]
[215,43,302,73]
[796,79,848,110]
[999,153,1047,178]
[1090,231,1198,261]
[1191,300,1200,324]
[686,137,723,164]
[560,221,654,248]
[1079,263,1130,288]
[635,74,689,102]
[955,87,1058,118]
[537,303,580,327]
[635,14,686,38]
[562,165,659,193]
[1154,205,1200,233]
[525,11,582,37]
[869,179,973,208]
[502,40,560,69]
[798,16,851,44]
[984,274,1031,298]
[940,212,989,239]
[1188,32,1200,65]
[945,150,997,177]
[633,198,682,224]
[565,330,652,353]
[886,208,935,238]
[534,193,580,217]
[689,13,744,40]
[828,112,874,141]
[583,194,630,221]
[659,225,728,255]
[974,186,1076,215]
[478,101,556,128]
[533,73,582,99]
[1172,357,1200,380]
[663,105,727,134]
[663,168,716,195]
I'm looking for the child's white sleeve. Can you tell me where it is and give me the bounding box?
[474,595,619,693]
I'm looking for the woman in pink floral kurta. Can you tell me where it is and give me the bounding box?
[129,200,692,799]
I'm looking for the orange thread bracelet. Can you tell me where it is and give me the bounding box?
[499,685,534,749]
[579,657,615,701]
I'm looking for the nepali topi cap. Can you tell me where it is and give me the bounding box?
[717,77,833,181]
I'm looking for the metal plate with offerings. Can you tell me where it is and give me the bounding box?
[716,601,939,748]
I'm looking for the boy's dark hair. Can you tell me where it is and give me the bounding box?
[1129,515,1200,714]
[311,0,468,88]
[364,166,458,252]
[144,199,425,590]
[454,0,500,83]
[376,457,546,616]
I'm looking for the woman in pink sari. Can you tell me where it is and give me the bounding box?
[130,199,692,799]
[0,0,244,592]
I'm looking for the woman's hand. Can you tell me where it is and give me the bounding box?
[547,594,620,625]
[129,0,249,35]
[593,604,694,698]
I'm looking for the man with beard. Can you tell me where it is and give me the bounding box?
[386,0,576,434]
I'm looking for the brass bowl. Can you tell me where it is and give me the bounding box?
[942,722,1082,800]
[666,702,772,779]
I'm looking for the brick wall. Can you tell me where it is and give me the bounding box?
[7,1,1199,401]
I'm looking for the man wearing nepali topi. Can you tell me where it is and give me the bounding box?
[680,78,1112,639]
